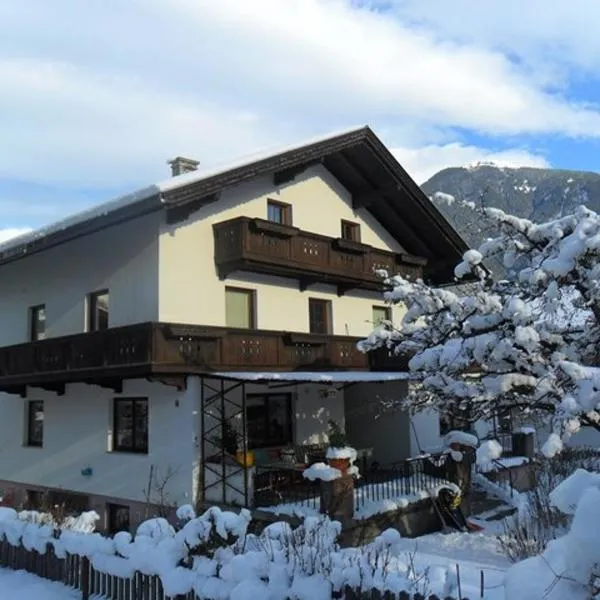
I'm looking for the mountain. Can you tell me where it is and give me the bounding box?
[422,164,600,254]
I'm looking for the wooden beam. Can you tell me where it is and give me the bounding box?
[149,376,187,391]
[0,385,26,397]
[337,283,356,297]
[92,379,123,393]
[352,182,401,209]
[35,383,66,396]
[165,193,219,225]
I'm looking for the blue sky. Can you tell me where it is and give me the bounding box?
[2,0,600,240]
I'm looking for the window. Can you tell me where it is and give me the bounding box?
[107,503,130,534]
[246,394,292,449]
[26,401,44,447]
[29,305,46,341]
[88,290,109,331]
[308,298,331,334]
[372,305,391,326]
[113,398,148,453]
[225,287,256,329]
[267,200,292,225]
[341,220,361,242]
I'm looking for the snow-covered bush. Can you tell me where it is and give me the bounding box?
[0,504,455,599]
[505,468,600,599]
[497,449,597,562]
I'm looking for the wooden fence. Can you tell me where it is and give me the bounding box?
[0,539,469,600]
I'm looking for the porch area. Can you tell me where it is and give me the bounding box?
[198,372,451,519]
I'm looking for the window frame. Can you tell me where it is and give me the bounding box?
[225,286,256,329]
[29,304,46,342]
[26,400,44,447]
[340,220,361,242]
[88,289,110,332]
[112,397,149,454]
[107,503,131,535]
[308,298,332,335]
[267,200,293,225]
[372,305,392,326]
[245,393,293,449]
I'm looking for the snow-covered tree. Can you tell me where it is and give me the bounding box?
[359,204,600,456]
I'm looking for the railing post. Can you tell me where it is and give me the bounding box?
[319,475,354,524]
[80,556,90,600]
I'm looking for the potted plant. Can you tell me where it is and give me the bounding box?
[325,420,352,476]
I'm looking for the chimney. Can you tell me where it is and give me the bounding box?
[168,156,200,177]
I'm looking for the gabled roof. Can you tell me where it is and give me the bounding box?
[0,126,468,283]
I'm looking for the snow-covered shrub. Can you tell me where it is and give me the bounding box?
[498,451,588,562]
[505,468,600,599]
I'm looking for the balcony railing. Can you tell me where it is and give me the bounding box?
[0,323,384,391]
[213,217,426,292]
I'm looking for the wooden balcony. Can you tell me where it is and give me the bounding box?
[0,323,397,394]
[213,217,426,293]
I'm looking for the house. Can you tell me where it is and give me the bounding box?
[0,126,468,532]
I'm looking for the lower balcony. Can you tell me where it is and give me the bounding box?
[0,323,401,394]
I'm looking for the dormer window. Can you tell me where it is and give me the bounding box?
[341,220,361,242]
[267,200,292,225]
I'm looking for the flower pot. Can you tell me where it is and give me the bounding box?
[328,457,350,476]
[235,450,254,467]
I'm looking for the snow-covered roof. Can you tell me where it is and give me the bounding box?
[0,126,366,259]
[212,371,416,383]
[0,124,469,279]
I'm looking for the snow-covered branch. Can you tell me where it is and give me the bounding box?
[360,204,600,454]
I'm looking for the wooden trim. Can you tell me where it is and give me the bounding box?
[308,298,332,335]
[28,304,46,342]
[266,199,293,226]
[340,220,361,243]
[0,321,408,390]
[250,218,298,238]
[87,289,109,332]
[333,237,368,254]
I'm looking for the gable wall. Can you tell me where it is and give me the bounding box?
[158,165,408,336]
[0,212,160,345]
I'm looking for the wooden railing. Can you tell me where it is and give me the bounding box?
[0,323,390,389]
[213,217,426,291]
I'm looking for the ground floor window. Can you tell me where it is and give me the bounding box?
[26,400,44,447]
[246,393,293,449]
[107,503,130,534]
[113,398,149,453]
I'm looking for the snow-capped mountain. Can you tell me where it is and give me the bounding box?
[422,163,600,254]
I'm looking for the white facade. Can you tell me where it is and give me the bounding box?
[0,159,430,523]
[158,165,406,336]
[0,213,160,345]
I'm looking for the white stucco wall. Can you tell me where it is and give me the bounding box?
[0,213,160,345]
[0,378,198,506]
[158,165,407,334]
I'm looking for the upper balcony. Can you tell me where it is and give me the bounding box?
[0,323,403,394]
[213,217,426,294]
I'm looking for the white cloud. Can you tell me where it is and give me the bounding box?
[0,0,595,198]
[0,228,32,244]
[389,0,600,76]
[392,143,551,184]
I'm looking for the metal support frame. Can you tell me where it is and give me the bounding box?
[200,377,250,507]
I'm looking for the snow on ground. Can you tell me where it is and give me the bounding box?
[392,530,508,599]
[0,568,78,600]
